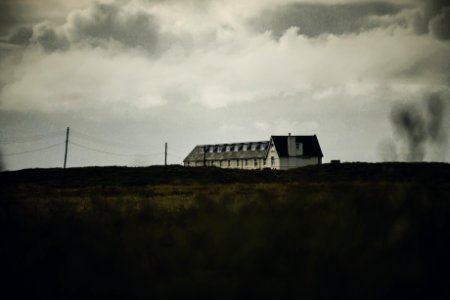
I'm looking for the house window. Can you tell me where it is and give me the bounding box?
[226,145,230,152]
[243,144,247,151]
[234,145,239,151]
[228,160,231,167]
[218,146,222,153]
[271,156,275,166]
[251,144,257,151]
[209,147,213,153]
[245,159,248,166]
[296,143,302,150]
[260,144,265,150]
[254,159,257,166]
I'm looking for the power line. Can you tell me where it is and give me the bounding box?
[69,141,163,157]
[2,142,65,157]
[70,129,162,148]
[169,149,187,157]
[168,144,189,152]
[169,150,188,161]
[165,144,185,151]
[71,130,127,148]
[0,131,65,144]
[1,128,186,166]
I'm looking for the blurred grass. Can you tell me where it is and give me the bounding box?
[1,163,450,299]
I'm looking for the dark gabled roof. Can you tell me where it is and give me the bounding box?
[184,141,270,162]
[271,135,323,157]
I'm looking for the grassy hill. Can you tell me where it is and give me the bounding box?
[1,163,450,299]
[1,162,449,186]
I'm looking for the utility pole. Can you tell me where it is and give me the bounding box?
[164,142,167,166]
[63,127,70,169]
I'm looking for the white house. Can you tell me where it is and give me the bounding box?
[183,134,323,170]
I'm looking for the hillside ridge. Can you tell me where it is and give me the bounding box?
[1,162,449,187]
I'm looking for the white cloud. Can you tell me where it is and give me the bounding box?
[1,48,166,113]
[2,9,449,113]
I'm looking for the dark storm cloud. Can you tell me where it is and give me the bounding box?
[66,1,159,52]
[0,0,20,36]
[251,2,405,37]
[429,7,450,40]
[389,94,448,161]
[7,26,33,45]
[0,0,160,52]
[32,22,69,51]
[413,0,450,39]
[0,0,91,37]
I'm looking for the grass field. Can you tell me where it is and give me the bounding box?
[1,163,450,299]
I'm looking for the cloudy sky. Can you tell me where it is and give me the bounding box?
[0,0,449,170]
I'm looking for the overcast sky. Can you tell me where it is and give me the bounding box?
[0,0,449,170]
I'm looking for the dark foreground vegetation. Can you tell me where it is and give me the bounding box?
[1,163,450,299]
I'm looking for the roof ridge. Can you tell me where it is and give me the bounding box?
[196,140,270,147]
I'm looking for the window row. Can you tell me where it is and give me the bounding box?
[202,142,269,153]
[187,158,267,167]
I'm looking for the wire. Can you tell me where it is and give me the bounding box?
[70,129,162,148]
[169,144,189,152]
[2,142,65,156]
[0,131,65,144]
[0,128,185,163]
[168,153,186,160]
[69,141,163,157]
[71,130,126,147]
[167,152,187,159]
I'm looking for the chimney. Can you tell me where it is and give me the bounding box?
[287,134,296,156]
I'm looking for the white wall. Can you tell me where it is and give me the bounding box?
[264,142,279,169]
[217,158,266,170]
[279,157,319,170]
[186,156,318,170]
